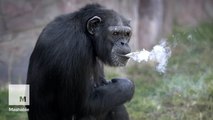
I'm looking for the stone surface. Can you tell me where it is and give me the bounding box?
[0,28,42,84]
[1,0,33,18]
[5,13,35,32]
[0,16,5,36]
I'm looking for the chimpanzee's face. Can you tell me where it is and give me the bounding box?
[87,10,132,66]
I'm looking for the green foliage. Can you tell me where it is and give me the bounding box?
[0,88,27,120]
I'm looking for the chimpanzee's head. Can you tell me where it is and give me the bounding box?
[87,8,132,66]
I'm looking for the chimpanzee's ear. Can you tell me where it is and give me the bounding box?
[87,16,102,35]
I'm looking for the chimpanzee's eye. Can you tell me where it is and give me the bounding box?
[113,31,119,36]
[124,32,130,37]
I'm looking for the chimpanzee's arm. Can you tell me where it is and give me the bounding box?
[85,78,134,115]
[104,105,129,120]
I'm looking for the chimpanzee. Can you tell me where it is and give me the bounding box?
[26,4,134,120]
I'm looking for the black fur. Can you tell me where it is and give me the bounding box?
[27,4,134,120]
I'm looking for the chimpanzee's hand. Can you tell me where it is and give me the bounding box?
[110,78,135,101]
[87,78,134,115]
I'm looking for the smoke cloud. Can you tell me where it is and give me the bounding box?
[126,40,171,73]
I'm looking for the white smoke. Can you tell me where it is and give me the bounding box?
[126,40,171,73]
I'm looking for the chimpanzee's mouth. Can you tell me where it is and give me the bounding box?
[116,53,130,66]
[116,54,130,59]
[110,52,130,66]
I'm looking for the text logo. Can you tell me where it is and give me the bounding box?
[9,84,30,105]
